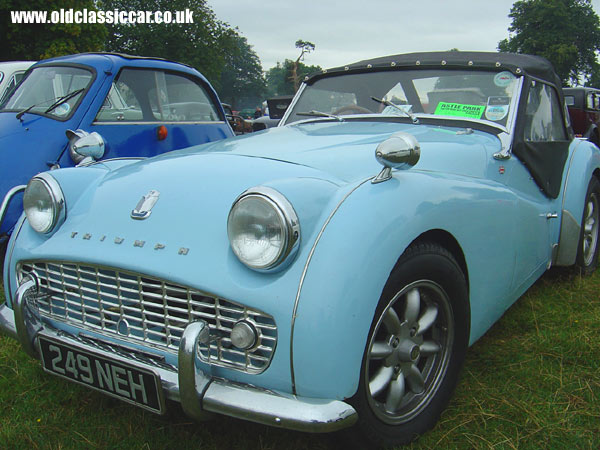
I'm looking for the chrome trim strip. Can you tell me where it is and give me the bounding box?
[2,308,357,432]
[95,157,145,163]
[86,157,145,168]
[0,184,26,227]
[91,121,227,125]
[290,179,371,394]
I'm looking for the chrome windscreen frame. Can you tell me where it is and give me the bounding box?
[280,72,525,141]
[279,83,306,126]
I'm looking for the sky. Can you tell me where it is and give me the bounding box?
[208,0,600,72]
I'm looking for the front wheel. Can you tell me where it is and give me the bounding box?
[576,177,600,276]
[350,242,469,448]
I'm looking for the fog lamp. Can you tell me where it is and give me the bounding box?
[230,320,259,350]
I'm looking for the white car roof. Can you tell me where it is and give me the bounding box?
[0,61,35,73]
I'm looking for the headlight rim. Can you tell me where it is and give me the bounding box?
[228,186,300,271]
[23,172,66,234]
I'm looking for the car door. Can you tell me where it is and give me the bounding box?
[90,68,232,159]
[503,79,569,291]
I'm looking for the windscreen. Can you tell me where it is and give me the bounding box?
[0,65,93,119]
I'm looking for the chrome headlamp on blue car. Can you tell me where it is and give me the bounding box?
[3,51,600,448]
[22,173,65,234]
[227,186,300,271]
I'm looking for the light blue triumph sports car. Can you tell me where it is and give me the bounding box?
[2,52,600,447]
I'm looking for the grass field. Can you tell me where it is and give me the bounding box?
[0,268,598,449]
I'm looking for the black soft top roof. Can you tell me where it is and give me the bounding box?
[308,51,560,87]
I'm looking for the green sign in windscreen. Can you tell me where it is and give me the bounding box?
[434,102,485,119]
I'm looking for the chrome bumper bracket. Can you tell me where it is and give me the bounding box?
[13,277,42,358]
[1,300,358,433]
[178,320,214,421]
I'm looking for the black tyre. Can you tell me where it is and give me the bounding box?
[575,177,600,276]
[350,242,469,448]
[0,240,6,275]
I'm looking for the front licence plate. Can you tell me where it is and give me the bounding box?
[39,336,164,414]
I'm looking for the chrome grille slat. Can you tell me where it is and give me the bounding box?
[19,261,277,374]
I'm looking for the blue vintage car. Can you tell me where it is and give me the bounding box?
[2,52,599,448]
[0,52,233,251]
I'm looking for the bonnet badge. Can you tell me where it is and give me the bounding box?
[131,190,160,220]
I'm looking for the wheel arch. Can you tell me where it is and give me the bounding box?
[555,139,600,266]
[409,229,469,294]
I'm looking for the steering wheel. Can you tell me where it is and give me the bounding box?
[332,105,373,115]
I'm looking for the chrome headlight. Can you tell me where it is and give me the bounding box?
[23,173,65,234]
[227,187,300,270]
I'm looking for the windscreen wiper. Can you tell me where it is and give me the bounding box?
[16,104,35,121]
[371,96,419,124]
[15,88,86,121]
[296,110,344,122]
[44,88,85,114]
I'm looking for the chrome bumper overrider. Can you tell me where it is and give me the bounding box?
[0,281,357,433]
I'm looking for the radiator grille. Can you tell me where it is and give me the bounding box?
[19,261,277,374]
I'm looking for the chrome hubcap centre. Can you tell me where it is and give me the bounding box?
[396,339,420,362]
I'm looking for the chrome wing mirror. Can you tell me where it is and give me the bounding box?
[372,132,420,184]
[66,129,105,166]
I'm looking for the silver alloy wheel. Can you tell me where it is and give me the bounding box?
[583,192,599,266]
[365,280,453,424]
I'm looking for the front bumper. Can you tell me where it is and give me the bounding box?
[0,280,357,433]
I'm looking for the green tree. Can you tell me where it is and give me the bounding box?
[218,31,266,109]
[290,39,315,91]
[498,0,600,84]
[0,0,106,60]
[266,59,322,97]
[102,0,230,86]
[585,61,600,88]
